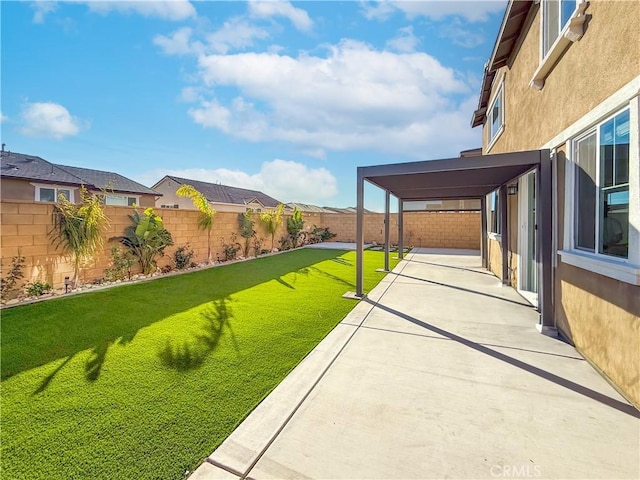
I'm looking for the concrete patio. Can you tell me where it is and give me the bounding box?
[191,248,640,480]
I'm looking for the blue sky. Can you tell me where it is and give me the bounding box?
[1,0,505,210]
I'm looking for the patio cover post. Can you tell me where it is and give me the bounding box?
[397,197,404,259]
[500,185,509,285]
[384,190,390,271]
[480,196,488,269]
[537,150,554,329]
[356,167,365,297]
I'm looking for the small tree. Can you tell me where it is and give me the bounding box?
[286,207,305,248]
[112,207,173,275]
[50,186,109,288]
[260,203,284,251]
[0,253,26,301]
[176,185,216,263]
[238,211,255,258]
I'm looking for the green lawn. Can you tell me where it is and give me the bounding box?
[1,248,397,480]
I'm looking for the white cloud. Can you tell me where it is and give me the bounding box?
[154,18,269,56]
[187,40,476,158]
[248,0,313,32]
[361,0,505,23]
[154,27,203,56]
[86,0,196,21]
[440,18,485,48]
[19,102,83,139]
[206,17,270,54]
[31,0,196,22]
[360,1,396,21]
[31,1,57,23]
[0,112,8,123]
[137,159,338,203]
[386,26,419,53]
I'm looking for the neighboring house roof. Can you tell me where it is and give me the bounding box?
[0,150,160,196]
[286,202,369,214]
[161,176,281,208]
[286,202,328,213]
[1,151,83,185]
[56,164,158,196]
[471,0,533,127]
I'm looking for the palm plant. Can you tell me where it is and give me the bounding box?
[286,207,305,248]
[260,203,284,251]
[238,211,255,258]
[50,186,109,288]
[112,207,173,275]
[176,185,216,263]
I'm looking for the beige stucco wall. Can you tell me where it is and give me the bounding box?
[153,177,197,210]
[0,178,156,207]
[484,1,640,154]
[556,262,640,406]
[487,237,502,279]
[479,1,640,406]
[0,178,40,201]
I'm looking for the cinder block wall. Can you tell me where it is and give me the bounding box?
[319,211,480,249]
[1,201,479,290]
[0,201,288,290]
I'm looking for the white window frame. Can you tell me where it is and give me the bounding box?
[559,91,640,285]
[104,194,139,207]
[486,82,505,151]
[530,0,588,90]
[32,183,75,203]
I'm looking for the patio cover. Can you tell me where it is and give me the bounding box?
[354,149,554,329]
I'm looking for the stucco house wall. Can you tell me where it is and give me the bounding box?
[0,177,156,207]
[478,0,640,405]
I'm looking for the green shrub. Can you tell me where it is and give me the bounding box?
[173,244,195,270]
[25,281,52,297]
[309,225,336,244]
[112,208,173,275]
[221,233,242,261]
[104,246,136,281]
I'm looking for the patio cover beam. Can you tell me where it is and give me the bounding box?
[384,190,390,271]
[481,196,488,269]
[398,198,404,260]
[500,185,509,285]
[537,152,554,329]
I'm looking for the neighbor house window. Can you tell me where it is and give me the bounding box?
[488,190,501,235]
[104,194,138,206]
[37,186,72,203]
[574,108,630,259]
[542,0,577,57]
[488,84,504,145]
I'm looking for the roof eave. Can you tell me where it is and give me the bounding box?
[470,0,533,128]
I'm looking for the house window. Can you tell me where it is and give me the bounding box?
[104,194,138,206]
[542,0,577,57]
[574,109,630,259]
[37,186,72,203]
[488,190,501,235]
[488,84,504,145]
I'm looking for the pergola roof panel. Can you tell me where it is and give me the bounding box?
[361,150,542,201]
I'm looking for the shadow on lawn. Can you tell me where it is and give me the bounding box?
[1,248,349,389]
[159,298,236,371]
